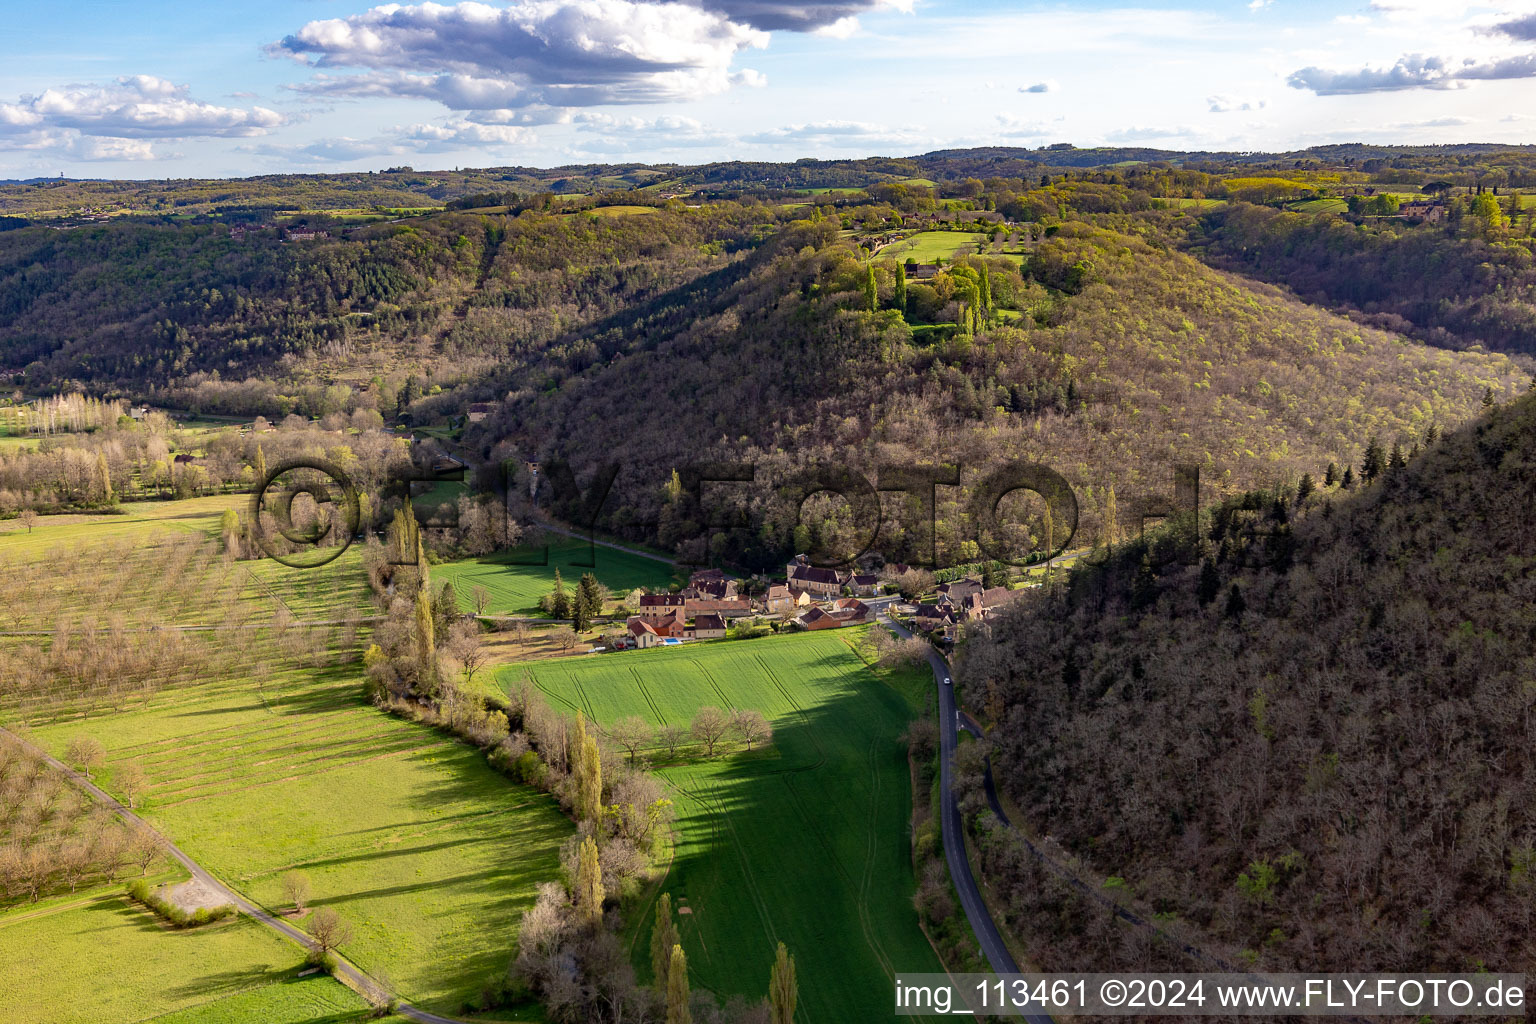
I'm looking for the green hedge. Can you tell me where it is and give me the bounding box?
[125,879,237,928]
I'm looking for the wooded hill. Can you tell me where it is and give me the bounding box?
[486,212,1520,571]
[960,391,1536,973]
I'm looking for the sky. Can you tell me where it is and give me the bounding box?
[6,0,1536,178]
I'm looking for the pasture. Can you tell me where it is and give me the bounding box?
[879,230,989,263]
[0,885,358,1024]
[434,538,676,615]
[512,629,944,1022]
[23,665,571,1015]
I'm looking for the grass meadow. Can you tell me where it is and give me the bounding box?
[880,230,989,263]
[2,495,571,1017]
[0,885,366,1024]
[434,539,677,615]
[23,663,571,1015]
[511,629,945,1023]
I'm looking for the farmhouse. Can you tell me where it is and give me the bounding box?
[691,613,727,640]
[650,611,688,638]
[795,599,871,631]
[637,594,686,620]
[936,576,984,609]
[684,597,753,620]
[1399,200,1446,223]
[912,603,956,633]
[848,573,881,596]
[905,263,940,280]
[786,555,844,598]
[466,402,495,423]
[681,568,739,600]
[762,584,805,616]
[962,586,1023,622]
[627,617,661,648]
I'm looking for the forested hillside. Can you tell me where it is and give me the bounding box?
[961,392,1536,972]
[0,202,776,401]
[1192,202,1536,358]
[487,213,1520,568]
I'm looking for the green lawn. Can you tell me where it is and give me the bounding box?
[878,230,989,264]
[510,630,944,1023]
[435,539,677,615]
[0,887,348,1024]
[24,666,572,1015]
[148,974,370,1023]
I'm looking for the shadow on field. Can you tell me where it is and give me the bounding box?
[524,640,947,1024]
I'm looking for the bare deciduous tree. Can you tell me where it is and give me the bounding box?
[283,870,312,914]
[731,709,772,750]
[64,736,105,779]
[308,906,354,954]
[691,706,731,758]
[608,716,652,765]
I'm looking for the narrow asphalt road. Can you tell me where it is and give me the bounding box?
[878,614,1052,1024]
[0,726,470,1024]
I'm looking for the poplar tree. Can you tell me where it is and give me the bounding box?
[650,893,678,995]
[893,263,907,314]
[666,945,692,1024]
[415,584,437,693]
[96,452,113,503]
[769,942,797,1024]
[863,265,878,312]
[577,835,605,927]
[574,710,602,823]
[253,444,267,485]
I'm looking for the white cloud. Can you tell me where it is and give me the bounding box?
[1207,94,1266,112]
[681,0,907,31]
[1104,124,1200,142]
[0,76,284,140]
[740,119,923,147]
[1288,52,1536,93]
[1019,80,1058,93]
[272,1,769,113]
[1248,0,1272,10]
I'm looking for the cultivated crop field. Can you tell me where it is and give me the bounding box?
[512,630,944,1023]
[435,538,676,615]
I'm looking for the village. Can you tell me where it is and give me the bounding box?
[609,553,1030,651]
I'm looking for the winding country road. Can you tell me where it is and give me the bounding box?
[878,612,1053,1024]
[0,726,469,1024]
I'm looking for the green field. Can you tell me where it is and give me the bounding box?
[3,494,572,1016]
[0,885,364,1024]
[512,630,944,1022]
[435,539,676,615]
[879,231,989,263]
[22,664,571,1015]
[1289,198,1349,214]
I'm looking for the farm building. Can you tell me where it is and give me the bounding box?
[637,594,687,620]
[691,614,727,640]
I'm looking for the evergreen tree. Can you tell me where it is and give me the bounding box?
[577,835,604,928]
[1361,436,1386,482]
[1197,558,1221,607]
[982,562,1006,589]
[893,263,907,315]
[1341,466,1355,489]
[863,265,878,313]
[1324,462,1339,487]
[769,942,797,1024]
[1387,441,1406,470]
[1225,584,1246,619]
[1296,473,1315,504]
[1483,386,1496,409]
[575,573,603,633]
[550,569,570,620]
[666,945,692,1024]
[650,894,678,996]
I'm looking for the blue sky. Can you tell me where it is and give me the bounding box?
[5,0,1536,177]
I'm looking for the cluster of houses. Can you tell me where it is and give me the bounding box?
[909,575,1023,639]
[617,558,883,649]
